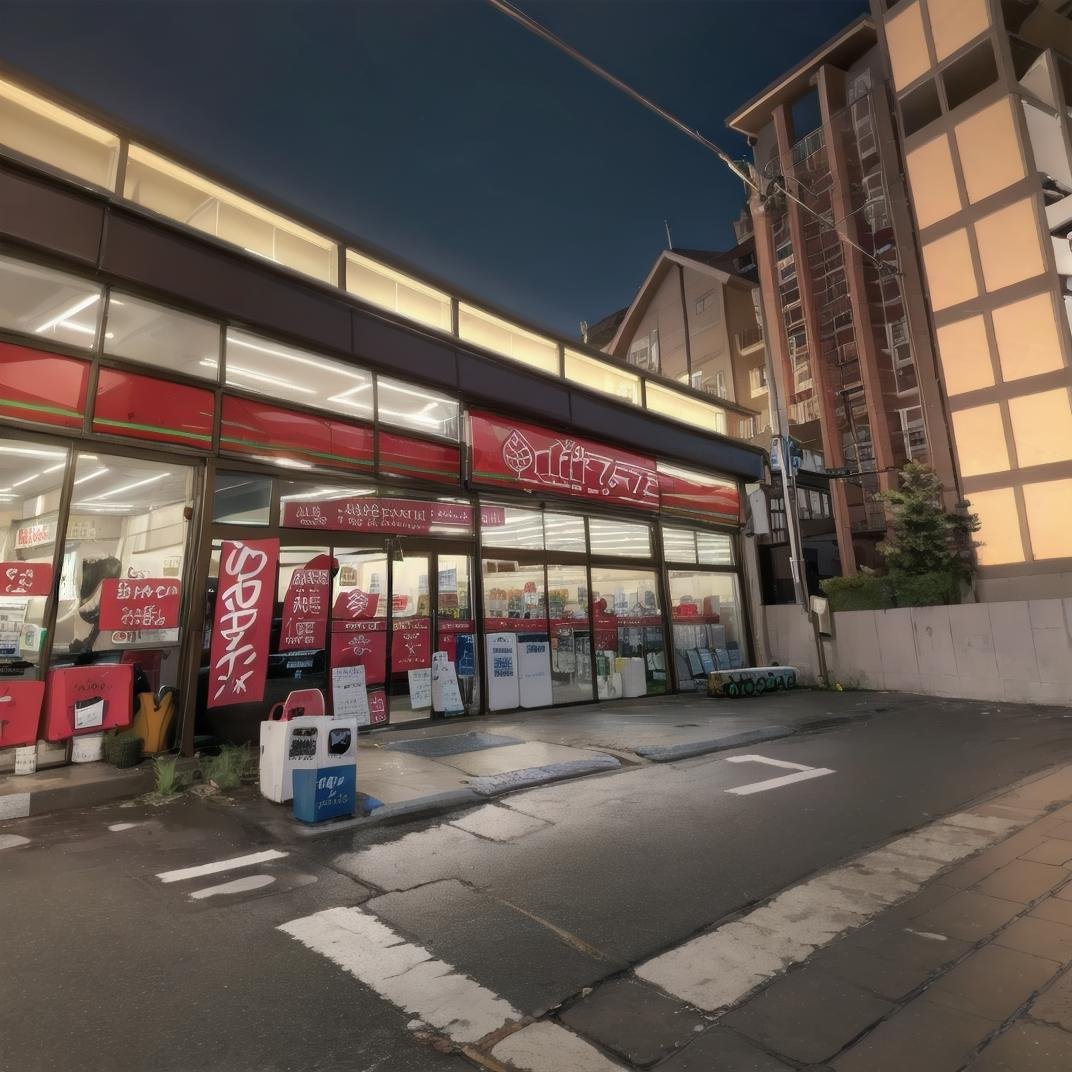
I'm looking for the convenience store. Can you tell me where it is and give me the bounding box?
[0,68,765,766]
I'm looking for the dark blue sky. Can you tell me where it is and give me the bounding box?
[0,0,866,336]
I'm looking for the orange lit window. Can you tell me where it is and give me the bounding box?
[921,229,978,311]
[1023,480,1072,560]
[927,0,991,63]
[906,135,963,228]
[1008,389,1072,468]
[951,404,1009,476]
[974,199,1046,293]
[969,487,1024,565]
[886,2,931,91]
[954,98,1025,206]
[992,292,1065,382]
[935,316,993,395]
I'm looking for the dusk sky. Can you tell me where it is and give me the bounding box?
[0,0,867,337]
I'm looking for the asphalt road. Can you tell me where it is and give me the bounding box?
[3,694,1072,1071]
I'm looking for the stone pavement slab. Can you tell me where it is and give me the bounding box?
[911,889,1023,942]
[655,1026,795,1072]
[721,966,893,1064]
[1032,896,1072,927]
[967,1021,1072,1070]
[559,976,706,1067]
[432,740,601,776]
[923,943,1061,1021]
[449,803,550,842]
[976,859,1069,904]
[994,915,1072,962]
[1021,840,1072,866]
[831,998,997,1072]
[1028,966,1072,1031]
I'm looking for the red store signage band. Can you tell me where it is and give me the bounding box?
[282,497,505,535]
[208,539,279,709]
[470,411,660,511]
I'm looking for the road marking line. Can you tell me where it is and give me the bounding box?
[279,906,521,1045]
[0,792,30,821]
[727,767,834,796]
[491,1021,625,1071]
[190,874,276,900]
[725,754,814,771]
[634,806,1014,1012]
[108,822,142,832]
[0,834,30,851]
[157,849,287,884]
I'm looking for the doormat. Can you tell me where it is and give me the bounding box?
[387,732,524,758]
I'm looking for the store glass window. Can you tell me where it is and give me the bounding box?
[589,566,666,697]
[104,293,220,381]
[697,531,734,566]
[224,329,373,420]
[437,553,479,713]
[52,452,193,697]
[588,517,651,558]
[668,571,746,680]
[0,76,120,189]
[0,439,70,677]
[481,506,543,550]
[483,557,548,712]
[547,563,591,704]
[376,376,459,441]
[212,472,273,526]
[345,250,452,334]
[563,349,641,406]
[124,145,338,285]
[645,382,728,435]
[543,512,586,554]
[0,254,103,349]
[458,305,559,375]
[662,526,697,563]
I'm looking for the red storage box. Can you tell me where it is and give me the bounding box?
[44,664,134,741]
[0,680,46,748]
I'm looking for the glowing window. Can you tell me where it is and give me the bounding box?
[974,199,1045,293]
[970,487,1024,565]
[124,145,338,285]
[1023,480,1072,560]
[1008,389,1072,468]
[0,253,102,349]
[376,376,459,441]
[992,292,1065,382]
[921,229,978,310]
[564,349,641,406]
[951,404,1009,476]
[927,0,990,63]
[105,292,219,380]
[645,383,728,435]
[954,98,1025,206]
[886,2,931,91]
[905,135,962,228]
[935,316,994,395]
[345,250,451,333]
[0,77,119,188]
[458,305,559,375]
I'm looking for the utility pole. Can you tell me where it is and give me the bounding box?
[486,0,813,609]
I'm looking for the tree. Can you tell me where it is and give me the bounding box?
[875,462,979,585]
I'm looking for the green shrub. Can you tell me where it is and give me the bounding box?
[820,572,893,611]
[152,754,183,796]
[888,569,960,607]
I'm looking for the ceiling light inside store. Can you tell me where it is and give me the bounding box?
[88,472,170,499]
[252,456,313,470]
[10,461,65,489]
[73,467,109,486]
[34,293,99,336]
[0,446,66,458]
[228,335,369,381]
[73,502,134,511]
[212,361,318,396]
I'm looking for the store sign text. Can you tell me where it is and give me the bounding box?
[99,578,181,631]
[0,562,52,597]
[282,497,505,535]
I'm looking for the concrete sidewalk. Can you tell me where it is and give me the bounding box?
[551,763,1072,1071]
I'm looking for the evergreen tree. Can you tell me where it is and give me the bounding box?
[874,462,979,583]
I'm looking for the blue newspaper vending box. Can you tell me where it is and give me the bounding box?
[292,764,356,824]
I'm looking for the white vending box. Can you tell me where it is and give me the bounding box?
[259,688,334,804]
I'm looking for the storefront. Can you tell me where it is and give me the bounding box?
[0,68,765,771]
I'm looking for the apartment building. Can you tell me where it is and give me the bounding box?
[728,1,1072,601]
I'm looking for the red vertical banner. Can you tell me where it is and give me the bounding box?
[392,617,431,672]
[208,539,278,708]
[279,556,333,651]
[330,619,387,685]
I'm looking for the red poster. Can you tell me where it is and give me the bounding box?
[437,618,474,663]
[368,688,388,725]
[658,467,740,521]
[208,538,278,708]
[0,680,46,748]
[282,496,475,535]
[330,619,387,684]
[99,578,181,631]
[392,616,430,672]
[0,562,52,597]
[279,557,332,651]
[469,411,660,510]
[333,587,381,620]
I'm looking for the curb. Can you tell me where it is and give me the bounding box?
[469,755,622,796]
[634,724,795,763]
[0,765,154,822]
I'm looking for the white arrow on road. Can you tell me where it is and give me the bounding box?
[724,754,835,795]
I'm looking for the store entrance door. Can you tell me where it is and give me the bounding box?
[386,542,477,724]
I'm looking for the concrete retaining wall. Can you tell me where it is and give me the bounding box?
[761,598,1072,707]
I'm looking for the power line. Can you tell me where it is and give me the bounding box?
[484,0,892,275]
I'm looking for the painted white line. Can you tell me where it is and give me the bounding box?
[0,834,30,851]
[0,792,30,821]
[190,874,276,900]
[727,767,834,796]
[279,906,520,1044]
[492,1022,625,1071]
[108,822,142,832]
[157,849,287,884]
[725,754,815,772]
[634,806,1015,1012]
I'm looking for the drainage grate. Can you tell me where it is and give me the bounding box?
[387,732,524,758]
